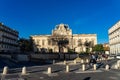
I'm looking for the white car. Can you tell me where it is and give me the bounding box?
[116,55,120,59]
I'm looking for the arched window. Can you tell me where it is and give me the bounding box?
[78,39,82,46]
[48,39,51,45]
[42,39,45,45]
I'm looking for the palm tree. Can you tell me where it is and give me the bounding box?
[84,40,92,53]
[58,38,69,52]
[49,35,69,53]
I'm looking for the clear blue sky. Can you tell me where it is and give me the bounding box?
[0,0,120,44]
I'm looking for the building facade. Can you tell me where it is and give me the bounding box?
[108,21,120,55]
[0,23,19,53]
[31,24,97,53]
[103,43,110,55]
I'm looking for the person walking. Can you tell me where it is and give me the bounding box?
[89,53,97,67]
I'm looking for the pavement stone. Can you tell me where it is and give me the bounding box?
[0,59,120,80]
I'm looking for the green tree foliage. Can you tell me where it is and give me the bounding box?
[92,44,104,52]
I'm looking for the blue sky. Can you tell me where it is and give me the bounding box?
[0,0,120,44]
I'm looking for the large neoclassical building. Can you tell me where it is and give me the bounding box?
[31,24,97,53]
[108,21,120,55]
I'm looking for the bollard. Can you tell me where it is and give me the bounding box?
[105,64,110,70]
[81,59,84,63]
[108,57,110,60]
[82,64,85,71]
[74,60,76,64]
[48,67,52,74]
[103,58,105,60]
[21,66,27,75]
[64,60,67,65]
[86,59,89,63]
[101,58,104,60]
[53,60,55,64]
[2,66,8,75]
[114,64,118,69]
[66,65,69,72]
[99,58,102,62]
[93,64,97,70]
[117,60,120,69]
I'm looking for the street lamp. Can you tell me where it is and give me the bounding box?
[72,35,73,50]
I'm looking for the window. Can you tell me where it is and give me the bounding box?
[78,39,82,46]
[85,38,89,41]
[37,39,39,44]
[42,40,45,45]
[73,39,76,45]
[48,39,51,45]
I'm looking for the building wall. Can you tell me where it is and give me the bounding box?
[72,34,97,52]
[31,24,97,53]
[0,23,19,52]
[108,21,120,55]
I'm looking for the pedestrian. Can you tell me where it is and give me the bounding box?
[89,53,97,66]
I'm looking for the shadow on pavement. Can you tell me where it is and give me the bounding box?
[83,77,91,80]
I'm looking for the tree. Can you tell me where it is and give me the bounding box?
[50,35,69,53]
[18,38,33,52]
[58,38,69,52]
[84,40,93,53]
[92,44,104,53]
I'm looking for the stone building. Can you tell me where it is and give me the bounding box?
[31,24,97,53]
[103,43,110,55]
[0,23,19,53]
[108,21,120,55]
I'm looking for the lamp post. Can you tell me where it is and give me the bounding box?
[72,35,73,51]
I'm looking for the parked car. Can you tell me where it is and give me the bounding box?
[116,55,120,59]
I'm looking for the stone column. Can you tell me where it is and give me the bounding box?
[64,60,67,65]
[48,67,52,74]
[21,67,27,75]
[81,59,84,63]
[86,59,89,63]
[82,64,85,71]
[105,64,110,70]
[66,65,69,72]
[93,64,97,70]
[74,60,76,64]
[2,66,8,75]
[53,60,55,64]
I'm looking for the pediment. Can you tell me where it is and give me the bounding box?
[52,23,72,36]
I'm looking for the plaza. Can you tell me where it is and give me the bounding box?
[0,57,120,80]
[1,0,120,80]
